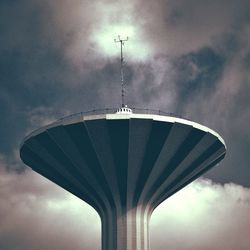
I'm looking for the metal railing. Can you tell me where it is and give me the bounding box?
[56,107,188,122]
[21,107,190,144]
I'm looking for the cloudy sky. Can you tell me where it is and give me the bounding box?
[0,0,250,249]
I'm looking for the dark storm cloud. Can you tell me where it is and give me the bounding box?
[129,0,250,186]
[173,47,226,109]
[134,0,250,56]
[0,0,250,249]
[0,0,119,158]
[174,41,250,186]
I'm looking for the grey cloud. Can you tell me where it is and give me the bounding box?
[173,47,226,111]
[0,0,249,248]
[0,156,101,250]
[0,0,249,184]
[126,0,250,186]
[0,1,113,156]
[175,40,250,186]
[135,0,250,56]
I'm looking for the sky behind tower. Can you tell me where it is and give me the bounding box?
[0,0,250,249]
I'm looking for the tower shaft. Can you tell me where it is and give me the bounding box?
[102,206,150,250]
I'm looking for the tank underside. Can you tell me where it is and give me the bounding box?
[20,113,226,250]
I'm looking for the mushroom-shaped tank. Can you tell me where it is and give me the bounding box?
[20,111,226,250]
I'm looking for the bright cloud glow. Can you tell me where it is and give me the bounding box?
[89,1,153,61]
[151,179,219,224]
[92,23,153,61]
[46,194,98,216]
[150,179,250,250]
[1,160,250,250]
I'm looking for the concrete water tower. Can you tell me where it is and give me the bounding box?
[20,37,226,250]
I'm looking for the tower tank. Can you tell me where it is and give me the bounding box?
[20,107,226,250]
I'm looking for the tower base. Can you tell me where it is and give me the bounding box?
[102,206,151,250]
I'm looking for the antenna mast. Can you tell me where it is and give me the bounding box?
[114,35,128,107]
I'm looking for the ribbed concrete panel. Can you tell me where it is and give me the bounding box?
[84,119,121,210]
[20,113,226,250]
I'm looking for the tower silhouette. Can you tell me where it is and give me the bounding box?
[20,110,226,250]
[20,36,226,250]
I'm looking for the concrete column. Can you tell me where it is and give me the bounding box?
[101,206,150,250]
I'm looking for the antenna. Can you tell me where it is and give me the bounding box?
[114,35,128,108]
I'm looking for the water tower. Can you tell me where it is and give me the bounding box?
[20,37,226,250]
